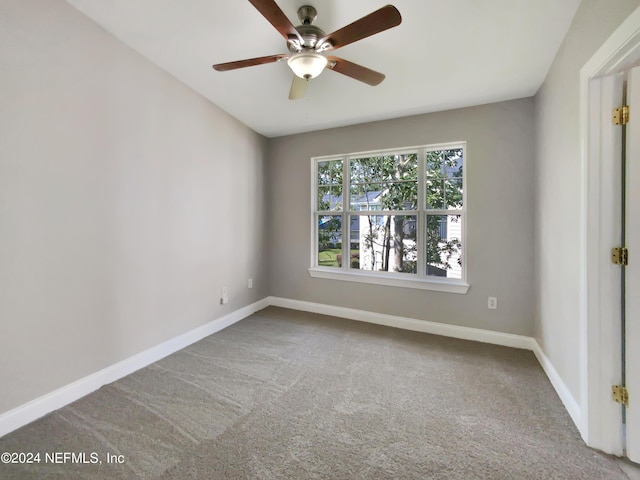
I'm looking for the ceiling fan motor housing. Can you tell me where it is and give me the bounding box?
[286,5,328,52]
[297,5,317,25]
[289,24,326,52]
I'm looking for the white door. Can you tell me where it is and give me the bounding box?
[626,66,640,463]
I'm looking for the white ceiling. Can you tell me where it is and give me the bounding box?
[65,0,582,138]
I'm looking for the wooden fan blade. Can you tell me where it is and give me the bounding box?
[213,54,288,72]
[316,5,401,51]
[327,56,385,86]
[289,75,308,100]
[248,0,302,42]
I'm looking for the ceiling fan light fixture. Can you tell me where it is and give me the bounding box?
[287,52,328,79]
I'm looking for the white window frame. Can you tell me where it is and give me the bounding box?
[309,141,469,294]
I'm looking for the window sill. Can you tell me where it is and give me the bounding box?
[308,268,470,294]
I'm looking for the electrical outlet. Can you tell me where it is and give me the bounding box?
[248,278,253,289]
[221,286,228,304]
[488,297,497,309]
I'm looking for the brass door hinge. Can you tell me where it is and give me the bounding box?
[612,385,629,406]
[613,105,630,125]
[611,247,629,265]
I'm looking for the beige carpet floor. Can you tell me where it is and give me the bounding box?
[0,306,636,479]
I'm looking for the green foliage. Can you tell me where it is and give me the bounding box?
[350,154,418,211]
[317,160,343,211]
[317,249,358,267]
[317,248,341,267]
[426,149,463,210]
[318,216,341,251]
[426,214,462,272]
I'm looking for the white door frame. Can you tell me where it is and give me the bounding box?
[580,6,640,454]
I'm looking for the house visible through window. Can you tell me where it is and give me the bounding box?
[311,142,467,293]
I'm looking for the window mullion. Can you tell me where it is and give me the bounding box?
[342,156,349,271]
[425,209,463,215]
[312,160,318,268]
[417,149,426,277]
[355,209,418,216]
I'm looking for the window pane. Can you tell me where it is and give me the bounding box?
[426,148,464,210]
[426,179,445,209]
[350,215,417,274]
[317,160,342,186]
[350,184,383,210]
[317,215,343,267]
[426,214,462,279]
[443,149,463,179]
[426,150,444,178]
[379,181,418,210]
[317,185,342,211]
[426,149,463,177]
[350,157,377,184]
[350,154,418,211]
[445,177,463,210]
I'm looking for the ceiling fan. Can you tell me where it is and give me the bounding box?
[212,0,402,100]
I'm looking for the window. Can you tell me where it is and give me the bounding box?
[310,142,468,293]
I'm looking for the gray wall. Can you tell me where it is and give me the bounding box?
[534,0,640,401]
[0,0,269,414]
[268,99,536,336]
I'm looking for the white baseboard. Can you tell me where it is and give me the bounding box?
[268,296,535,350]
[0,298,269,438]
[531,340,583,432]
